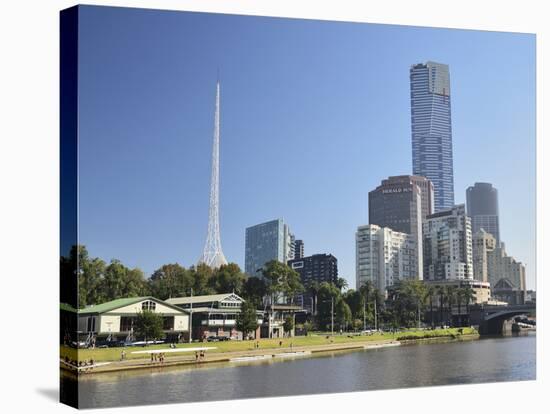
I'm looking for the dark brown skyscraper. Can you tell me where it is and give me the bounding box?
[369,175,433,280]
[369,175,434,233]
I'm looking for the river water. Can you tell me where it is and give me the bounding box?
[70,333,536,408]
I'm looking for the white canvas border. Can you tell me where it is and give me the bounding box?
[0,1,546,413]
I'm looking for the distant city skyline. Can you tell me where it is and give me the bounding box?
[76,6,536,289]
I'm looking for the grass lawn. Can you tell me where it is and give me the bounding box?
[61,327,476,363]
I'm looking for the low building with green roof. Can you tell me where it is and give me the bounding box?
[77,296,189,342]
[166,293,265,340]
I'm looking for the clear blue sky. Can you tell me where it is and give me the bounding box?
[76,5,536,290]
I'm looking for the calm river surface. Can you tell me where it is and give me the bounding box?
[71,333,535,408]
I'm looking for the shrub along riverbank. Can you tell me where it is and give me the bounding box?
[61,327,477,363]
[396,327,477,341]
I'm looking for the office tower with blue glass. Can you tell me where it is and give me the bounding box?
[245,218,295,277]
[410,61,455,212]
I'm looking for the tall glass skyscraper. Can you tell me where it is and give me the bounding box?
[244,219,294,277]
[410,61,455,212]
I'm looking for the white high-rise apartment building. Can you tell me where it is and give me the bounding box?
[423,204,473,281]
[356,224,419,292]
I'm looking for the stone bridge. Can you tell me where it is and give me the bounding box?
[469,304,536,335]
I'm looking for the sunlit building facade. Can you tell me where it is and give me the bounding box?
[356,224,418,292]
[423,204,473,281]
[410,61,455,212]
[245,219,294,277]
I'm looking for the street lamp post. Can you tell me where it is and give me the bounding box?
[374,296,378,331]
[188,288,193,343]
[363,284,369,332]
[321,296,336,336]
[331,296,334,336]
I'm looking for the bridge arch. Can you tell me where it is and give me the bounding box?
[478,305,535,335]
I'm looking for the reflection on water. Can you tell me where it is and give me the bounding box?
[68,333,535,408]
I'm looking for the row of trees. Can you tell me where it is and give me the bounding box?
[68,245,305,309]
[377,280,476,329]
[303,279,477,332]
[304,280,384,332]
[67,245,476,331]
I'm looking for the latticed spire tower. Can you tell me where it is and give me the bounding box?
[198,80,228,268]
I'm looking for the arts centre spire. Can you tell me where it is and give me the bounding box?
[198,79,228,268]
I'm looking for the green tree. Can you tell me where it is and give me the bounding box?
[352,318,364,331]
[305,280,320,316]
[100,260,147,302]
[71,244,89,268]
[283,315,295,336]
[125,268,149,297]
[101,260,129,300]
[425,284,436,329]
[438,286,446,326]
[335,277,349,292]
[209,263,247,294]
[387,280,427,328]
[456,287,465,326]
[134,310,164,343]
[79,257,107,308]
[284,268,304,305]
[149,263,192,300]
[343,289,364,322]
[370,286,384,329]
[457,285,476,326]
[236,301,259,340]
[316,282,341,331]
[262,260,304,305]
[446,286,457,326]
[68,245,92,308]
[359,281,379,328]
[360,280,373,314]
[242,276,267,308]
[262,260,286,304]
[191,263,216,295]
[335,299,352,331]
[410,280,428,327]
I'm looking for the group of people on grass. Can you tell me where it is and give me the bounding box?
[194,350,206,362]
[63,356,95,370]
[150,352,166,364]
